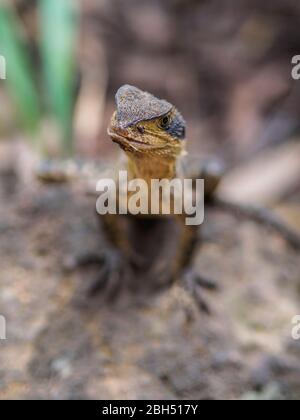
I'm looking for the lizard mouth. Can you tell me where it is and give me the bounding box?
[107,127,163,151]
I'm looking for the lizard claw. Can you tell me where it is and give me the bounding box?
[182,269,218,314]
[65,250,131,303]
[86,251,130,301]
[63,252,105,272]
[193,274,219,291]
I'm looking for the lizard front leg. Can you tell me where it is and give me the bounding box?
[172,161,224,312]
[173,216,218,314]
[68,211,136,301]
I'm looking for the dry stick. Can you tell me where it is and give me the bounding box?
[211,198,300,251]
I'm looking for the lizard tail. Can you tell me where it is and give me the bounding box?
[211,197,300,251]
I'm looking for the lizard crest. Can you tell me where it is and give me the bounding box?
[108,85,186,162]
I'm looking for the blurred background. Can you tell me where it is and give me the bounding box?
[1,0,300,206]
[0,0,300,400]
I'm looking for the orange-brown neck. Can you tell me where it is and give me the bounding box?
[126,153,178,185]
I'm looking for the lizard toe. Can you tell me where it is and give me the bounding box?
[182,269,217,314]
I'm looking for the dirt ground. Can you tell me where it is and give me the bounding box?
[0,171,300,400]
[1,0,300,401]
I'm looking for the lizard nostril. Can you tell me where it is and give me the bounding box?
[137,126,145,134]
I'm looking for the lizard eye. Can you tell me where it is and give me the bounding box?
[159,115,171,129]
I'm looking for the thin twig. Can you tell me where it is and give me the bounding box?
[211,198,300,251]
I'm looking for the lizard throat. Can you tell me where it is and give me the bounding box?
[126,153,178,184]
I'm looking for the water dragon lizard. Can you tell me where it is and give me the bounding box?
[37,85,300,311]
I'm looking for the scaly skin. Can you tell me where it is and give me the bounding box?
[37,85,300,307]
[88,85,220,306]
[35,85,222,308]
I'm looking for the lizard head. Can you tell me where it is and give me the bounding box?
[108,85,186,160]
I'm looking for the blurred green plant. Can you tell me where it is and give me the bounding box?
[0,0,78,155]
[39,0,77,154]
[0,5,41,135]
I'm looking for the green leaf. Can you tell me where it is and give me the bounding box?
[0,5,41,135]
[39,0,78,155]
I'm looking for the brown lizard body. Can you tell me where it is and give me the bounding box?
[37,85,300,308]
[92,85,219,304]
